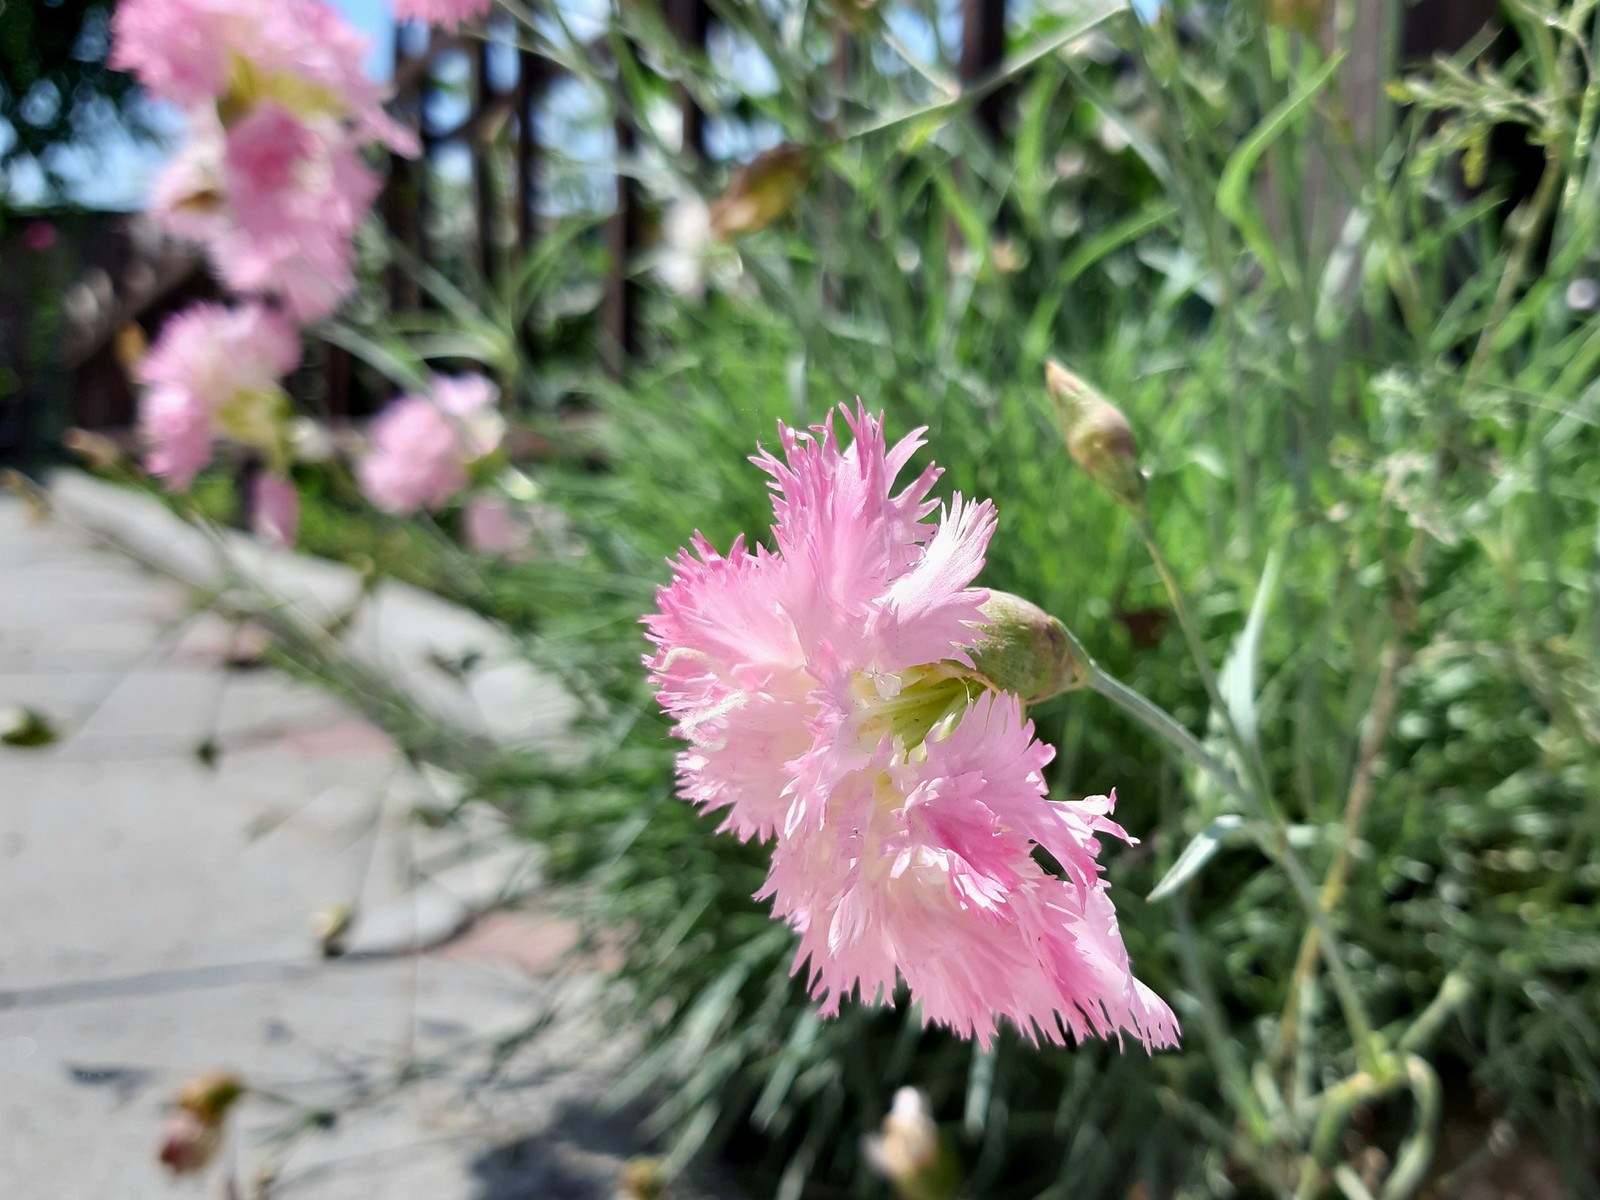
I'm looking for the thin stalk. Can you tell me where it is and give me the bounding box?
[1174,896,1274,1144]
[1059,623,1382,1069]
[1274,623,1410,1069]
[1057,626,1252,808]
[1124,519,1383,1069]
[1137,519,1275,813]
[1463,151,1564,397]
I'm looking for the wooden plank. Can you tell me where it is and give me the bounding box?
[667,0,710,158]
[604,112,642,376]
[472,31,497,287]
[516,47,540,254]
[961,0,1006,138]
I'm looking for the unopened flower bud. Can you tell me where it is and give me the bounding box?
[158,1109,221,1175]
[970,591,1086,704]
[1045,360,1146,515]
[709,144,811,240]
[63,428,125,471]
[158,1071,243,1175]
[861,1088,960,1200]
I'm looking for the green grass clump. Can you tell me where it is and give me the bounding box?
[233,1,1600,1195]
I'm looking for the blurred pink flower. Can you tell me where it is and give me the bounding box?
[114,0,416,321]
[463,495,528,557]
[140,384,214,491]
[111,0,417,154]
[136,303,300,490]
[645,405,1177,1049]
[251,473,300,548]
[394,0,493,29]
[147,103,384,322]
[357,376,502,514]
[219,107,383,321]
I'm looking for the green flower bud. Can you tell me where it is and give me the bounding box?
[1045,360,1147,515]
[970,591,1088,705]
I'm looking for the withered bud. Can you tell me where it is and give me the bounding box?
[1045,360,1146,515]
[708,144,811,240]
[826,0,880,34]
[312,902,353,957]
[158,1110,222,1175]
[115,323,149,371]
[617,1156,667,1199]
[970,592,1087,705]
[177,1070,246,1125]
[1265,0,1326,35]
[63,427,124,471]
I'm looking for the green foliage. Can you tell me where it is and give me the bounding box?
[284,0,1600,1195]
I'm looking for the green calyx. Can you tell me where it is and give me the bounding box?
[969,591,1088,705]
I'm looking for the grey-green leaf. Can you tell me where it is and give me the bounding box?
[1147,814,1246,903]
[1217,549,1282,758]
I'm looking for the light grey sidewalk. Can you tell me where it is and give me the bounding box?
[0,494,679,1199]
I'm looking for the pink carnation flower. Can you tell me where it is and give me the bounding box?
[148,100,385,322]
[137,303,300,490]
[645,405,1177,1050]
[111,0,416,154]
[394,0,494,29]
[219,106,383,321]
[357,375,502,515]
[115,0,417,321]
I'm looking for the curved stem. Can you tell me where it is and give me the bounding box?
[1138,519,1276,812]
[1089,669,1252,803]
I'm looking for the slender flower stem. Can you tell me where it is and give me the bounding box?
[1137,518,1273,804]
[1125,519,1383,1071]
[1060,620,1381,1068]
[1274,624,1410,1069]
[1078,649,1251,807]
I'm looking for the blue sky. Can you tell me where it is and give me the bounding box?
[5,0,396,211]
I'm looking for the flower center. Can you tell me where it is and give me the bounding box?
[853,665,983,754]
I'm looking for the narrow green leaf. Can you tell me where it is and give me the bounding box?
[1024,201,1180,360]
[1216,53,1344,283]
[1147,814,1245,902]
[1218,549,1282,758]
[318,323,429,391]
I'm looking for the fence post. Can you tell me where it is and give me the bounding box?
[471,28,497,288]
[385,21,428,315]
[516,48,541,256]
[604,109,642,377]
[667,0,710,159]
[960,0,1007,138]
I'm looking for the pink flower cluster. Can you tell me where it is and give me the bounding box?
[646,406,1178,1049]
[358,375,504,514]
[113,0,416,322]
[113,0,484,542]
